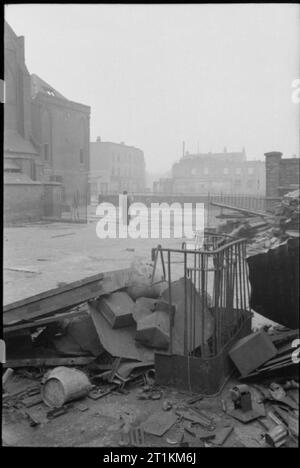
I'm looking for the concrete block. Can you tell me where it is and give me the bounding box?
[229,330,278,377]
[135,311,169,349]
[132,297,157,323]
[99,291,135,329]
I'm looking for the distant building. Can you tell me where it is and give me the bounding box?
[153,178,173,194]
[265,151,300,197]
[4,21,90,222]
[154,148,265,195]
[89,137,146,199]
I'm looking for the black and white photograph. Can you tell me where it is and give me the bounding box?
[2,3,299,450]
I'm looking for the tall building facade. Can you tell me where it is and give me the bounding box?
[31,74,90,202]
[89,137,146,199]
[4,21,90,220]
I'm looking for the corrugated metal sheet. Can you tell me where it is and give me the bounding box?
[247,238,299,329]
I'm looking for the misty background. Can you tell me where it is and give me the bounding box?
[5,3,300,175]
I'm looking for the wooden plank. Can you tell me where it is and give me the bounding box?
[216,213,255,219]
[3,307,88,334]
[4,356,95,368]
[259,352,293,368]
[3,268,130,326]
[210,201,268,218]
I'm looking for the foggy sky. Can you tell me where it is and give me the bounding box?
[5,3,300,173]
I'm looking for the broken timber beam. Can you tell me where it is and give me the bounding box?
[3,268,130,327]
[210,201,269,218]
[4,307,88,334]
[3,356,95,369]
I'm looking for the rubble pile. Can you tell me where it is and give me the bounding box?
[247,190,299,255]
[2,242,299,447]
[215,189,300,256]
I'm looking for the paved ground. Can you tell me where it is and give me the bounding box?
[3,221,182,304]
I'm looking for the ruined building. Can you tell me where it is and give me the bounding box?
[4,21,90,222]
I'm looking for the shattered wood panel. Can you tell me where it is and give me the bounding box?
[247,238,299,329]
[88,302,154,362]
[3,269,131,326]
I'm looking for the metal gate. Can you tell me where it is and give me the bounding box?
[153,235,252,394]
[152,235,250,358]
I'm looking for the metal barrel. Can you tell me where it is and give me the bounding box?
[41,366,91,408]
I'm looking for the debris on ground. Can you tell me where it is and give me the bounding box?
[142,409,178,436]
[2,242,299,447]
[213,189,300,256]
[227,384,262,423]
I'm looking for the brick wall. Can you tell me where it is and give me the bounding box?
[265,152,300,197]
[279,159,300,188]
[4,182,44,224]
[4,181,63,224]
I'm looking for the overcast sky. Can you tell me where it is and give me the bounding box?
[5,3,300,173]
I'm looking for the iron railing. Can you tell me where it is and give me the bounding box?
[151,235,250,359]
